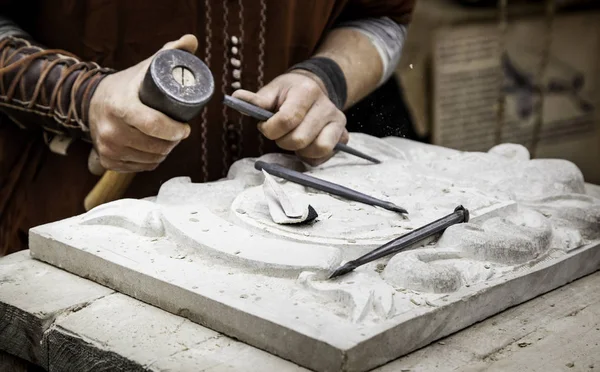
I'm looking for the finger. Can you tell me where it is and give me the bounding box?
[339,129,350,144]
[162,34,199,54]
[232,88,279,113]
[125,105,191,141]
[107,144,167,164]
[99,157,160,173]
[95,119,179,156]
[118,123,180,155]
[130,34,200,92]
[297,153,333,167]
[275,98,338,151]
[259,89,317,140]
[296,121,346,159]
[95,138,168,166]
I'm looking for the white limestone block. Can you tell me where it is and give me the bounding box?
[29,133,600,372]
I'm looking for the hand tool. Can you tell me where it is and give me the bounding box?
[223,95,381,164]
[254,160,407,214]
[328,205,469,279]
[84,49,215,211]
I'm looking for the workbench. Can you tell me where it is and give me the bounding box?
[1,250,598,371]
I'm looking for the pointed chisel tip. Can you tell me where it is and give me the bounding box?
[328,262,356,280]
[391,205,409,215]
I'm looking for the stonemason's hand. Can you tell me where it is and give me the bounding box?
[232,71,349,166]
[88,35,198,172]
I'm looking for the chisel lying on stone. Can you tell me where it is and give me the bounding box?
[328,205,470,279]
[223,95,381,164]
[255,160,408,214]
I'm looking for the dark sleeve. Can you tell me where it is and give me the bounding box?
[0,15,113,141]
[339,0,416,25]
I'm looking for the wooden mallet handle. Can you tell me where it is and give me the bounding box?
[84,49,214,211]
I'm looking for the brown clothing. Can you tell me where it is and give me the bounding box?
[0,0,414,255]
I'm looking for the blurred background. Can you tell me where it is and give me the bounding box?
[346,0,600,184]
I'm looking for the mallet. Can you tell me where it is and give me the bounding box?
[84,49,215,211]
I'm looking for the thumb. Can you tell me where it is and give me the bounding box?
[339,129,350,144]
[134,34,199,83]
[162,34,199,54]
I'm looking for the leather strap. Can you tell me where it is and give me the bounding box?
[0,36,114,141]
[290,57,348,110]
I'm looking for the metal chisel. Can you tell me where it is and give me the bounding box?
[223,95,381,164]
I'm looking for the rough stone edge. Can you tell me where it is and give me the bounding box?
[0,251,115,369]
[379,270,600,371]
[46,327,145,372]
[585,182,600,199]
[31,217,600,372]
[28,234,345,372]
[0,293,115,370]
[344,241,600,371]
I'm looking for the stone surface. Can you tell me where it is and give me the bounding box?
[3,251,599,372]
[0,252,305,372]
[380,270,600,371]
[0,250,113,367]
[48,294,305,372]
[48,293,306,372]
[29,134,600,372]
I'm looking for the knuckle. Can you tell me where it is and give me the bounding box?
[153,141,174,156]
[145,163,160,171]
[279,110,303,130]
[96,123,116,140]
[260,127,278,141]
[99,157,113,170]
[143,113,163,131]
[327,102,341,116]
[300,80,320,95]
[150,154,167,164]
[107,100,128,120]
[289,133,311,150]
[95,142,111,157]
[313,139,334,156]
[303,157,322,167]
[100,142,121,159]
[133,113,163,137]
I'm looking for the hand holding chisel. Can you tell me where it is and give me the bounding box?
[224,95,381,164]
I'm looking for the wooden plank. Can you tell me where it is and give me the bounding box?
[0,251,114,367]
[0,350,31,372]
[47,293,307,372]
[476,300,600,371]
[378,270,600,371]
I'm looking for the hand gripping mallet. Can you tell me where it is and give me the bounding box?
[84,49,215,211]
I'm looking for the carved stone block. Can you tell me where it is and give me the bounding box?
[29,134,600,372]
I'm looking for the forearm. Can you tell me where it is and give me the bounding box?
[315,29,382,110]
[309,18,407,110]
[0,15,113,143]
[0,14,29,39]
